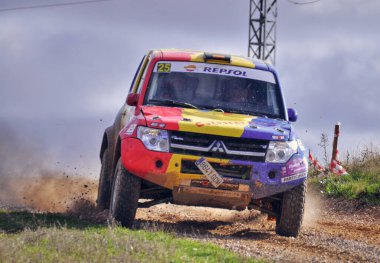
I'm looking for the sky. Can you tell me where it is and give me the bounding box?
[1,0,379,176]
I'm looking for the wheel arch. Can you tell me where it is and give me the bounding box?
[113,136,122,173]
[100,126,114,161]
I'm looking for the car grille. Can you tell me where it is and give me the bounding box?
[181,160,252,180]
[169,131,268,162]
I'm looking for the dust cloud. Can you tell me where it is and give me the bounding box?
[0,173,97,212]
[303,186,323,227]
[0,122,98,213]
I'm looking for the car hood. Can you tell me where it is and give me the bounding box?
[140,106,292,140]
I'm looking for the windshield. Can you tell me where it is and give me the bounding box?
[144,61,285,119]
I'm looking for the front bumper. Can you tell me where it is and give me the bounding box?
[173,185,252,210]
[121,138,308,201]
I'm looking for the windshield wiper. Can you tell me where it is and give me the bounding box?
[148,99,199,109]
[222,108,269,118]
[251,112,269,118]
[220,108,256,116]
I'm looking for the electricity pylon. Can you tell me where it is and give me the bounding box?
[248,0,278,65]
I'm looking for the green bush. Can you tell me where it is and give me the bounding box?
[309,145,380,205]
[313,161,380,205]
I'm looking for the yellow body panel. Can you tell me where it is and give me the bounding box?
[177,109,256,137]
[163,154,230,189]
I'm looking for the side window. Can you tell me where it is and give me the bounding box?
[129,54,151,94]
[129,56,145,94]
[267,84,280,114]
[136,60,150,94]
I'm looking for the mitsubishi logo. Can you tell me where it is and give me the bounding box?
[209,140,227,153]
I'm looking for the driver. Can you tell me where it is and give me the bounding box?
[156,76,186,100]
[156,74,198,103]
[227,80,249,103]
[169,77,187,100]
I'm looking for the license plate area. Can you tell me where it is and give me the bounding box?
[195,157,223,188]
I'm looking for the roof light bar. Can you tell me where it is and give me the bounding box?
[204,52,231,63]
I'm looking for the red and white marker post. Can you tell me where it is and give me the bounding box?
[330,122,348,176]
[308,122,348,176]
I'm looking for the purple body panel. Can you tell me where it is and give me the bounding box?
[241,117,291,141]
[227,154,307,199]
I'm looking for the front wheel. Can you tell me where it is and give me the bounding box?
[275,180,307,237]
[109,158,141,228]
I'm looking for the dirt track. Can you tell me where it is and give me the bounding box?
[1,175,379,262]
[135,189,380,262]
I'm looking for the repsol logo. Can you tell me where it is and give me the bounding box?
[204,67,247,76]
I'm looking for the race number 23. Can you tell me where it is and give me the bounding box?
[157,63,171,73]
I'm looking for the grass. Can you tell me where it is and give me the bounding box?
[320,169,380,204]
[0,210,262,263]
[0,211,96,233]
[309,146,380,205]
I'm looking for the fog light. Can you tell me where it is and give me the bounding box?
[268,171,276,179]
[155,160,163,169]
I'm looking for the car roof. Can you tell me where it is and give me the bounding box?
[149,49,272,71]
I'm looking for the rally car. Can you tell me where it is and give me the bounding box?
[97,49,308,237]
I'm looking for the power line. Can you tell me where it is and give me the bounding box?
[287,0,321,5]
[0,0,112,12]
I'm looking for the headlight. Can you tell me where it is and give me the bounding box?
[266,141,298,163]
[137,126,169,152]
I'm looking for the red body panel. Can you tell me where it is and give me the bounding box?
[141,106,182,131]
[121,138,173,187]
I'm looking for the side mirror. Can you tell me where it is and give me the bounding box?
[287,108,298,122]
[126,93,139,106]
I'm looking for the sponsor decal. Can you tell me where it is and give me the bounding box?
[125,124,137,135]
[195,120,246,127]
[281,171,307,183]
[282,157,307,177]
[251,118,278,127]
[157,63,171,73]
[153,61,276,83]
[184,65,196,72]
[288,157,306,174]
[203,67,248,77]
[149,122,165,128]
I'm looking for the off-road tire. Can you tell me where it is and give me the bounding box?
[275,180,307,237]
[97,148,112,210]
[109,158,141,228]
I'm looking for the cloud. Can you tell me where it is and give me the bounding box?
[0,0,379,166]
[0,0,251,120]
[284,0,380,17]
